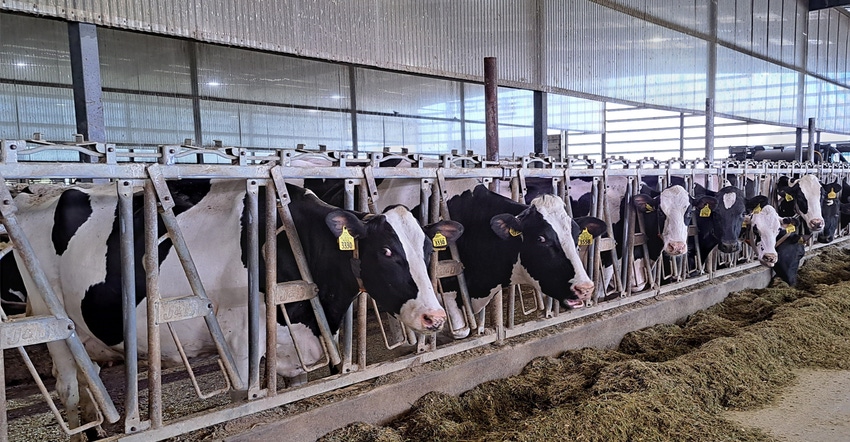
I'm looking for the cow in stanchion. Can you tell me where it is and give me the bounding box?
[742,200,806,285]
[10,179,461,437]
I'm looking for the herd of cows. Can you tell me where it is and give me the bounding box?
[2,165,850,438]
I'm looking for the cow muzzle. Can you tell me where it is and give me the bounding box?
[569,281,594,307]
[664,241,687,256]
[760,253,777,267]
[809,218,824,231]
[420,309,447,332]
[718,241,740,254]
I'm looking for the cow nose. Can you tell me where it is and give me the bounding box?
[421,309,446,331]
[719,241,740,253]
[665,241,687,256]
[761,253,777,267]
[572,281,594,301]
[810,219,824,231]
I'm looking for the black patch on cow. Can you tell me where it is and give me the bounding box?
[52,189,92,256]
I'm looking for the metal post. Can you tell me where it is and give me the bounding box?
[246,180,261,394]
[533,91,547,156]
[705,98,715,162]
[601,132,607,160]
[118,180,141,433]
[484,57,499,163]
[349,66,359,156]
[264,182,278,394]
[795,127,804,162]
[188,42,204,158]
[68,22,105,144]
[808,117,816,163]
[679,112,686,159]
[144,182,163,428]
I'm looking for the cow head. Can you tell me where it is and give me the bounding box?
[325,207,463,333]
[490,194,606,309]
[779,175,825,232]
[693,186,746,254]
[633,185,692,257]
[817,181,842,243]
[773,217,806,286]
[745,201,781,267]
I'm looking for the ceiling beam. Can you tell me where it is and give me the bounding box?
[809,0,850,11]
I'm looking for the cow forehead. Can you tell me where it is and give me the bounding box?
[751,206,781,232]
[797,175,821,198]
[530,194,572,236]
[380,206,426,254]
[722,192,737,209]
[659,186,689,214]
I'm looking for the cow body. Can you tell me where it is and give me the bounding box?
[12,179,460,435]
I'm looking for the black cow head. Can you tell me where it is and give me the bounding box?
[773,217,805,286]
[817,181,842,243]
[693,186,746,254]
[325,207,463,333]
[490,200,606,309]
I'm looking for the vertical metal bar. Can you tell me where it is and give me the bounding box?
[533,91,547,156]
[118,180,141,433]
[245,180,261,393]
[0,346,6,442]
[339,179,356,372]
[705,98,715,162]
[349,66,359,156]
[144,181,163,428]
[484,57,499,163]
[679,112,686,159]
[68,22,105,144]
[601,132,607,159]
[795,127,803,162]
[188,42,204,160]
[264,181,278,394]
[808,117,817,163]
[460,84,467,152]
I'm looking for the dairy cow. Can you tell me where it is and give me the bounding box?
[775,175,826,233]
[692,185,747,261]
[743,201,806,285]
[12,179,460,434]
[816,181,842,243]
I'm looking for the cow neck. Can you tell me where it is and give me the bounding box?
[775,229,794,248]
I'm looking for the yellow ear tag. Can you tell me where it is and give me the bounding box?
[338,227,355,251]
[785,224,796,234]
[828,189,837,199]
[509,228,522,237]
[753,204,762,215]
[700,206,712,217]
[578,228,593,246]
[432,232,448,251]
[785,193,794,202]
[644,203,654,213]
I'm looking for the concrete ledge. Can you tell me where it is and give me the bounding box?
[228,267,773,442]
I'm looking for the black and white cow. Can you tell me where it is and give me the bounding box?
[692,185,747,261]
[438,182,606,335]
[12,179,461,434]
[816,180,842,243]
[743,201,806,285]
[775,175,826,233]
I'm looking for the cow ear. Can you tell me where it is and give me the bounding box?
[632,194,658,213]
[424,220,464,245]
[695,195,717,211]
[325,210,367,239]
[745,195,769,213]
[574,216,607,238]
[823,182,841,200]
[490,214,522,240]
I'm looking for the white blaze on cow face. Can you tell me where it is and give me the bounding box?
[749,205,782,267]
[381,206,447,333]
[795,175,825,232]
[531,195,594,302]
[659,185,690,256]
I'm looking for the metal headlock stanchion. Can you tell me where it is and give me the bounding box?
[266,166,342,377]
[0,175,120,438]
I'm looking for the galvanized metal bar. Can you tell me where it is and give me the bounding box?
[0,178,120,424]
[68,22,105,144]
[808,117,817,163]
[117,180,142,433]
[144,181,163,429]
[264,181,278,394]
[0,346,5,442]
[246,179,262,394]
[705,98,715,162]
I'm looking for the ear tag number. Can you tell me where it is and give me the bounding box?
[700,206,712,217]
[644,204,654,213]
[509,228,522,237]
[785,193,794,202]
[753,205,762,214]
[785,224,796,234]
[432,232,448,251]
[577,228,593,246]
[828,190,837,199]
[338,227,356,251]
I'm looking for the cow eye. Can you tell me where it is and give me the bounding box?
[383,247,392,257]
[537,235,546,244]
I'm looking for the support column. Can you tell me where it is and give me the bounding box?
[808,117,816,163]
[68,22,105,144]
[484,57,499,162]
[795,127,803,162]
[705,98,715,162]
[349,66,359,155]
[533,91,547,156]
